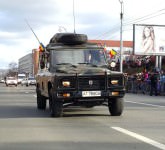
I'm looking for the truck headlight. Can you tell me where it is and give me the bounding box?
[111,80,118,85]
[62,81,70,87]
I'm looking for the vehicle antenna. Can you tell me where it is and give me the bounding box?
[25,19,45,51]
[73,0,76,33]
[25,19,41,44]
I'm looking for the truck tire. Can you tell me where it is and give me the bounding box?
[108,98,124,116]
[36,89,46,110]
[50,92,63,117]
[50,33,88,45]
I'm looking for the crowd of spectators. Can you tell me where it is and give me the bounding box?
[125,67,165,96]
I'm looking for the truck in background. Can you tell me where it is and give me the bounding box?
[17,73,26,84]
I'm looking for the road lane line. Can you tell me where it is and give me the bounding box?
[112,127,165,150]
[126,100,165,108]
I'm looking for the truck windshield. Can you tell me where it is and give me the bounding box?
[51,49,107,67]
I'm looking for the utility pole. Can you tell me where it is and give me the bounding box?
[119,0,124,72]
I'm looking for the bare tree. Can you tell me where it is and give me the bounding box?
[7,62,18,77]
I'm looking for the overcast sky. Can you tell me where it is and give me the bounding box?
[0,0,165,69]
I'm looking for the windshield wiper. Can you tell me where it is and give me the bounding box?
[100,65,108,68]
[56,63,72,65]
[77,62,90,65]
[77,63,98,67]
[56,63,77,68]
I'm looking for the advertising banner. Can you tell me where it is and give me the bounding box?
[133,24,165,55]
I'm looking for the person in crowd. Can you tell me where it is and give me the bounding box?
[131,74,137,93]
[150,71,159,96]
[143,69,149,81]
[140,69,149,94]
[142,26,155,54]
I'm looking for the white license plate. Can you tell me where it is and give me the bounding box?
[82,91,101,97]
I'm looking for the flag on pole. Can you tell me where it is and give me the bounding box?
[109,49,117,58]
[39,43,45,52]
[103,44,107,51]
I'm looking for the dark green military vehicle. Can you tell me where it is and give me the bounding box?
[36,33,126,117]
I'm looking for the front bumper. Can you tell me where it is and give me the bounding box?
[55,88,125,102]
[53,73,126,102]
[6,81,17,85]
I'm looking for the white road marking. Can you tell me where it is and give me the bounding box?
[112,127,165,150]
[33,95,37,98]
[126,100,165,108]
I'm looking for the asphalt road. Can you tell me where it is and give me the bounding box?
[0,83,165,150]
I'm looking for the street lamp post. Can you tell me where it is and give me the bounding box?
[119,0,123,72]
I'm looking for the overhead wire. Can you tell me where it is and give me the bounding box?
[95,23,120,40]
[95,8,165,40]
[124,8,165,26]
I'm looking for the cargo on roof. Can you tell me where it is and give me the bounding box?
[49,33,88,45]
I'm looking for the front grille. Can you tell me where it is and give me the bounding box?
[78,76,105,90]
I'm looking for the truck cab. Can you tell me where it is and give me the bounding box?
[36,33,126,117]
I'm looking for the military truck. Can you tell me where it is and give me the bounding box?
[36,33,126,117]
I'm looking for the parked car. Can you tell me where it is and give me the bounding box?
[0,79,5,83]
[21,78,28,86]
[5,77,18,86]
[26,77,36,86]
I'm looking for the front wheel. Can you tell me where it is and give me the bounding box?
[108,98,124,116]
[36,89,47,110]
[49,91,63,117]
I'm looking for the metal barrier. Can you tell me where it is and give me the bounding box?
[126,79,165,95]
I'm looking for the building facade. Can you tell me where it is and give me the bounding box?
[18,53,33,76]
[32,49,39,76]
[18,49,39,77]
[88,40,133,55]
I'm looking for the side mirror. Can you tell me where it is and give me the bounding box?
[40,61,45,69]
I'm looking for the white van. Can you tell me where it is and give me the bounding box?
[17,74,26,84]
